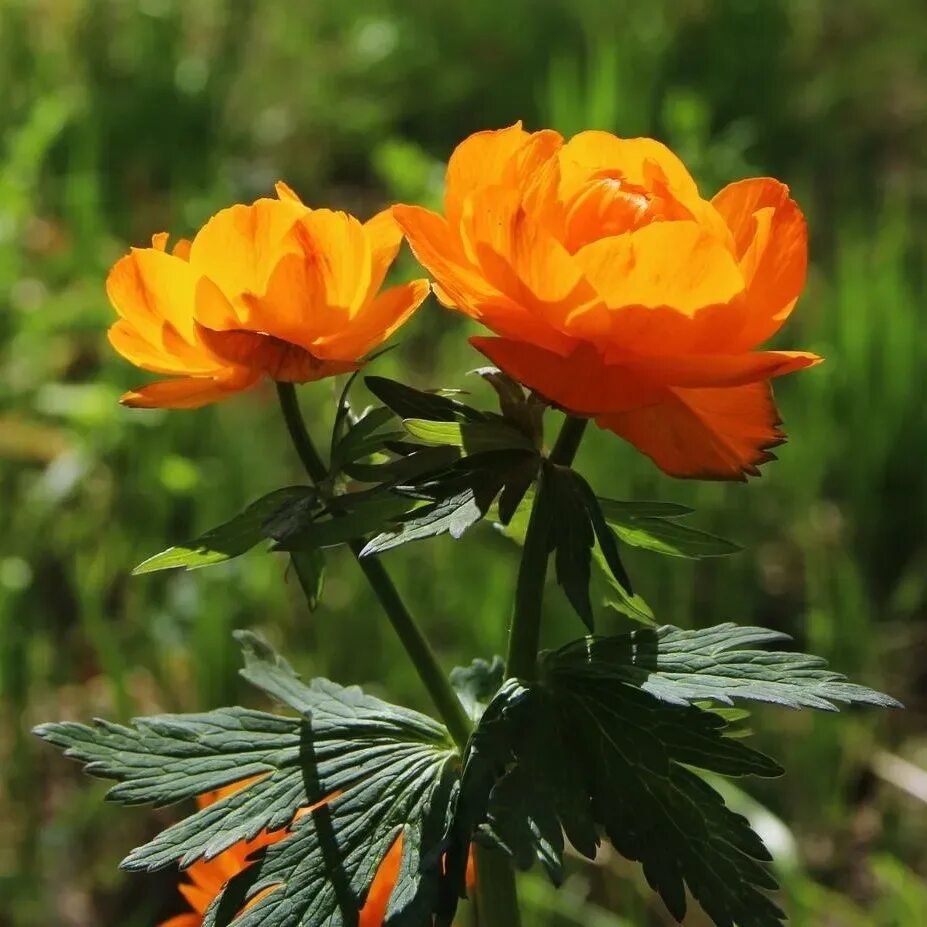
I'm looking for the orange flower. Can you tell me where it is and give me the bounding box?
[394,124,821,479]
[160,782,471,927]
[107,183,429,409]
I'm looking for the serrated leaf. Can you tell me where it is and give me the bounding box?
[449,657,505,722]
[361,490,483,556]
[550,623,903,711]
[289,548,325,611]
[598,498,739,559]
[133,487,315,574]
[37,633,459,927]
[456,657,785,927]
[271,492,414,551]
[365,376,483,423]
[545,466,595,630]
[572,474,633,594]
[402,418,535,454]
[332,406,406,469]
[343,445,461,485]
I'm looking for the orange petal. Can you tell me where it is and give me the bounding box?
[623,350,822,388]
[196,327,360,382]
[711,178,807,348]
[471,337,662,414]
[188,198,305,310]
[558,132,700,209]
[574,222,744,315]
[275,180,304,204]
[108,319,220,376]
[463,186,606,338]
[363,208,404,303]
[444,123,529,224]
[294,209,372,314]
[312,279,429,361]
[360,833,404,927]
[158,915,202,927]
[596,381,789,480]
[120,375,254,409]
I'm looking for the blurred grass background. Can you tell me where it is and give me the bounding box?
[1,0,926,924]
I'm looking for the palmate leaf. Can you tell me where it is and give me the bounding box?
[36,633,460,927]
[133,487,316,574]
[456,662,786,927]
[551,623,903,711]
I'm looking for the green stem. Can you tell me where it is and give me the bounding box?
[475,845,522,927]
[275,382,472,750]
[506,416,588,680]
[478,416,589,927]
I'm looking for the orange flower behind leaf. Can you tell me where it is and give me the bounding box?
[161,782,473,927]
[394,124,821,479]
[108,183,429,409]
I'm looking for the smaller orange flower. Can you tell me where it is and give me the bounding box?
[160,782,473,927]
[108,183,429,409]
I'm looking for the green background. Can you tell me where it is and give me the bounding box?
[1,1,925,924]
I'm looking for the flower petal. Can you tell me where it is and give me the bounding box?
[596,381,789,480]
[107,320,219,376]
[119,375,253,409]
[106,248,235,346]
[444,122,529,224]
[197,326,361,381]
[363,207,404,303]
[711,178,807,348]
[188,197,306,310]
[471,336,662,414]
[313,279,430,361]
[359,833,404,927]
[622,350,822,388]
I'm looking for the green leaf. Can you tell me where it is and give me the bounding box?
[361,490,483,556]
[572,474,632,594]
[132,487,315,574]
[343,445,461,485]
[365,376,484,423]
[272,492,414,551]
[402,418,536,454]
[550,623,903,711]
[332,406,405,468]
[598,498,740,559]
[457,654,786,927]
[449,657,505,722]
[36,632,459,927]
[545,466,595,630]
[289,548,325,611]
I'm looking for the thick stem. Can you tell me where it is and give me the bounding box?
[475,845,522,927]
[275,382,471,750]
[479,416,589,927]
[505,416,588,680]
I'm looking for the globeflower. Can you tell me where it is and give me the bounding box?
[393,124,821,479]
[159,783,413,927]
[107,183,429,409]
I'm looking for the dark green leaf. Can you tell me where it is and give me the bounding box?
[272,492,414,551]
[550,623,903,711]
[598,498,739,559]
[343,445,461,485]
[449,657,505,722]
[133,487,315,574]
[289,548,325,611]
[456,654,785,927]
[573,475,633,594]
[361,490,483,556]
[402,418,535,454]
[365,376,483,423]
[37,633,459,927]
[333,406,405,468]
[545,466,595,630]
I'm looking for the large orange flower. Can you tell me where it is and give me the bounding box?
[394,124,821,479]
[108,183,429,409]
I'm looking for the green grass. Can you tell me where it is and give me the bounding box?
[1,1,926,924]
